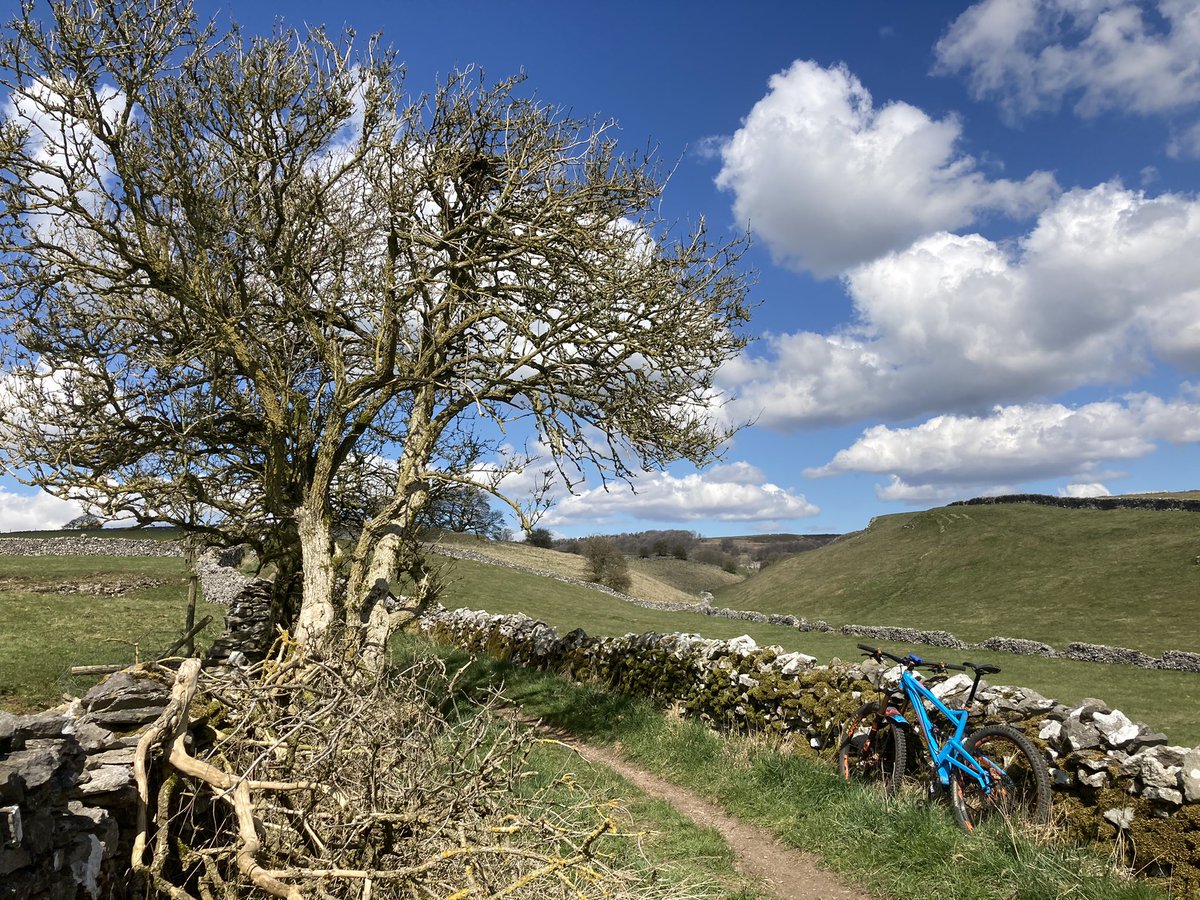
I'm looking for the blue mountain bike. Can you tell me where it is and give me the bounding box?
[838,643,1052,832]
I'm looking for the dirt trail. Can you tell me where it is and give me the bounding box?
[517,714,873,900]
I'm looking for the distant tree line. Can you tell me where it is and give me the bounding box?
[520,527,841,578]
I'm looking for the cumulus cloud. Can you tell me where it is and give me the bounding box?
[714,59,1056,276]
[540,461,818,527]
[1059,482,1112,498]
[720,182,1200,428]
[0,487,81,532]
[806,393,1200,490]
[936,0,1200,129]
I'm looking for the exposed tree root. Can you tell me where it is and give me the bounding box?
[129,640,707,898]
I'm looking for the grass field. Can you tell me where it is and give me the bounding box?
[437,555,1200,745]
[714,503,1200,656]
[0,539,1184,896]
[0,554,225,711]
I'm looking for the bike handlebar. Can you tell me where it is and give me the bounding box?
[961,661,1002,676]
[856,643,968,673]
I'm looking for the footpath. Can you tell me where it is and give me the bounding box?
[512,711,872,900]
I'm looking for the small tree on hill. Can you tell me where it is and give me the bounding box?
[61,513,103,531]
[525,527,555,549]
[582,536,630,593]
[420,485,506,539]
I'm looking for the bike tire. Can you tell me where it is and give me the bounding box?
[837,701,908,795]
[950,723,1052,832]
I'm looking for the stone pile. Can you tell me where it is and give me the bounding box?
[203,578,275,666]
[193,547,254,607]
[0,670,171,899]
[421,604,1200,889]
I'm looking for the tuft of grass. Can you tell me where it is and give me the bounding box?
[398,633,1171,899]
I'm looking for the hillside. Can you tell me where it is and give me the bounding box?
[433,533,742,605]
[714,501,1200,655]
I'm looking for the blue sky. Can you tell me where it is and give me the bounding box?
[2,0,1199,536]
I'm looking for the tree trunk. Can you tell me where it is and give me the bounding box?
[294,504,337,652]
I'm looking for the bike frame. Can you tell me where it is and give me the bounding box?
[887,668,994,792]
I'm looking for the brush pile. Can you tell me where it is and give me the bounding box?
[130,639,692,899]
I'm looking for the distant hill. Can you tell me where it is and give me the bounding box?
[713,497,1200,656]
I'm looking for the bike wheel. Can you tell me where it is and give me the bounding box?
[951,724,1052,832]
[837,701,908,795]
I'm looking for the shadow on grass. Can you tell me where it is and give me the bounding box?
[401,638,648,739]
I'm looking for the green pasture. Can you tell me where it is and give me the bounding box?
[715,504,1199,656]
[0,554,224,711]
[0,551,762,899]
[437,555,1200,745]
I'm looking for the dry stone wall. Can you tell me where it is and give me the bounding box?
[421,605,1200,890]
[431,544,1200,672]
[0,670,172,899]
[0,536,181,558]
[0,546,276,896]
[950,493,1200,512]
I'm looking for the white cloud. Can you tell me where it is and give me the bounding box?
[1059,482,1112,498]
[806,393,1200,488]
[1167,121,1200,159]
[936,0,1200,124]
[0,487,81,532]
[873,475,1012,504]
[540,461,818,527]
[714,59,1056,276]
[720,182,1200,428]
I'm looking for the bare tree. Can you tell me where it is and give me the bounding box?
[0,0,751,662]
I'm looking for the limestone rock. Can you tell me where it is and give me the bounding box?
[1103,807,1135,830]
[1092,710,1139,747]
[77,765,132,798]
[1038,719,1063,743]
[1064,716,1101,751]
[1142,785,1184,806]
[1181,749,1200,803]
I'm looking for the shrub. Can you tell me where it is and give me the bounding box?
[582,536,631,592]
[525,527,555,549]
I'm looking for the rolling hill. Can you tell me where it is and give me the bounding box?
[713,499,1200,655]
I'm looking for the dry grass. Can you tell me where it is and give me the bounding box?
[433,535,738,607]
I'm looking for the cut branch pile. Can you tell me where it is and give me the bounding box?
[129,641,700,898]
